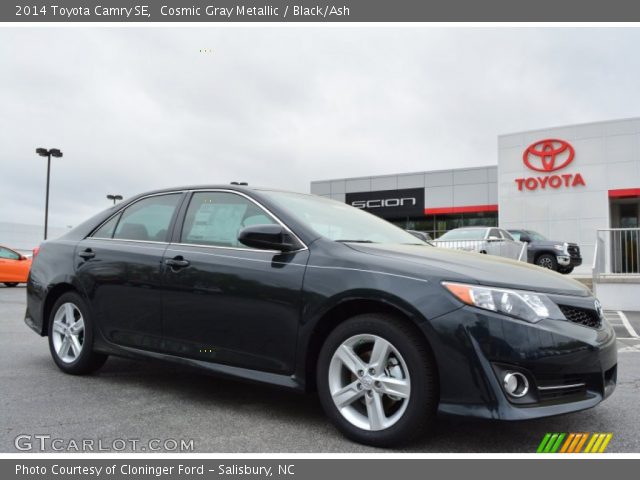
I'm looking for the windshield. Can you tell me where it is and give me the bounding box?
[259,191,426,245]
[438,228,486,241]
[525,230,547,241]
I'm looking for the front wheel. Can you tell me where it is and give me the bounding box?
[3,282,18,287]
[48,292,108,374]
[536,253,558,271]
[317,313,438,447]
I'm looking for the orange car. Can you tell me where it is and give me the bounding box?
[0,245,32,287]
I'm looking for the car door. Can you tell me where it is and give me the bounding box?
[486,228,503,256]
[498,228,522,260]
[0,246,29,282]
[160,190,309,374]
[74,192,185,351]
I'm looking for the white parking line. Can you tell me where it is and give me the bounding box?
[619,311,639,338]
[618,344,640,353]
[604,310,624,325]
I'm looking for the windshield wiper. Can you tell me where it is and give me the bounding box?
[335,239,376,243]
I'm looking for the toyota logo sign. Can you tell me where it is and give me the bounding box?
[523,139,575,172]
[515,138,586,192]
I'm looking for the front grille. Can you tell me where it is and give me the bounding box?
[558,305,602,329]
[567,245,580,257]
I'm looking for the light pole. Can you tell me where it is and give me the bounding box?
[106,194,123,205]
[36,148,63,240]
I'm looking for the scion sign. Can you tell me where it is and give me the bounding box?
[346,188,425,218]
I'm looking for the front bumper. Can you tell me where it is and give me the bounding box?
[426,300,617,420]
[557,254,583,267]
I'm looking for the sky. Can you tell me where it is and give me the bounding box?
[1,27,640,228]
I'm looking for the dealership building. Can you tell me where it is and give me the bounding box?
[311,117,640,276]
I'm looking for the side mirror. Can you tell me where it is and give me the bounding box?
[519,234,531,243]
[238,224,302,252]
[487,236,500,241]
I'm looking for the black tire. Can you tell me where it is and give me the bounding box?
[536,253,558,271]
[558,266,574,275]
[3,282,18,287]
[317,313,438,447]
[47,291,108,375]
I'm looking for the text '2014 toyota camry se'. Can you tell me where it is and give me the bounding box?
[25,185,617,447]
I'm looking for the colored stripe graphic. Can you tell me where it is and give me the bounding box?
[559,433,575,453]
[584,433,599,453]
[537,433,613,453]
[536,433,552,453]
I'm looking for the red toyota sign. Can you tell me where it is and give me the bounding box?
[523,139,574,172]
[516,138,585,191]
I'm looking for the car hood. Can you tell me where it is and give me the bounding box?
[346,243,590,297]
[530,240,575,248]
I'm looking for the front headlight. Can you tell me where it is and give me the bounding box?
[442,281,565,323]
[554,243,567,253]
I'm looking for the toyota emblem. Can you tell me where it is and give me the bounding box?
[523,139,575,173]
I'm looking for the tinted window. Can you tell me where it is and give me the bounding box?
[113,194,181,242]
[527,231,548,241]
[92,214,121,239]
[488,229,500,239]
[0,247,20,260]
[181,192,277,248]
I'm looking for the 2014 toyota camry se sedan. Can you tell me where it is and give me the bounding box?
[25,185,617,447]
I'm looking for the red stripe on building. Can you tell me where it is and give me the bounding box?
[424,204,499,215]
[608,188,640,198]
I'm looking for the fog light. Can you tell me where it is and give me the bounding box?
[503,371,529,398]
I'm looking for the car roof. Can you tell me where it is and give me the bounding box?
[128,184,313,199]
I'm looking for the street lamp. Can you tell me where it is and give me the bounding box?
[106,194,123,205]
[36,147,63,240]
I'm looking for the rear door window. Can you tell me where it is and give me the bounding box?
[113,194,182,242]
[92,214,121,239]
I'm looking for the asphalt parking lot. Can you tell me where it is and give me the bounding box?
[2,285,640,453]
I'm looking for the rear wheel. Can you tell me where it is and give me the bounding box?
[536,253,558,271]
[3,282,18,287]
[48,292,108,374]
[317,313,437,447]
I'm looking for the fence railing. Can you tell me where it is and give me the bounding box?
[593,228,640,280]
[432,238,528,262]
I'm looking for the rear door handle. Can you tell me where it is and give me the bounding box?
[78,249,95,259]
[165,256,190,269]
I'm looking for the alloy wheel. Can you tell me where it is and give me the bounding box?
[328,334,411,431]
[51,302,85,364]
[538,257,554,269]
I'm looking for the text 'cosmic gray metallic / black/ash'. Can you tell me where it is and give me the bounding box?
[24,185,617,447]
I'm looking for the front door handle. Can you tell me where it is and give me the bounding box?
[78,249,95,260]
[165,256,190,269]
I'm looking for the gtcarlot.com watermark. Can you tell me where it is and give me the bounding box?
[14,434,195,452]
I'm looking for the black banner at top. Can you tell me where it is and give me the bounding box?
[3,0,640,22]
